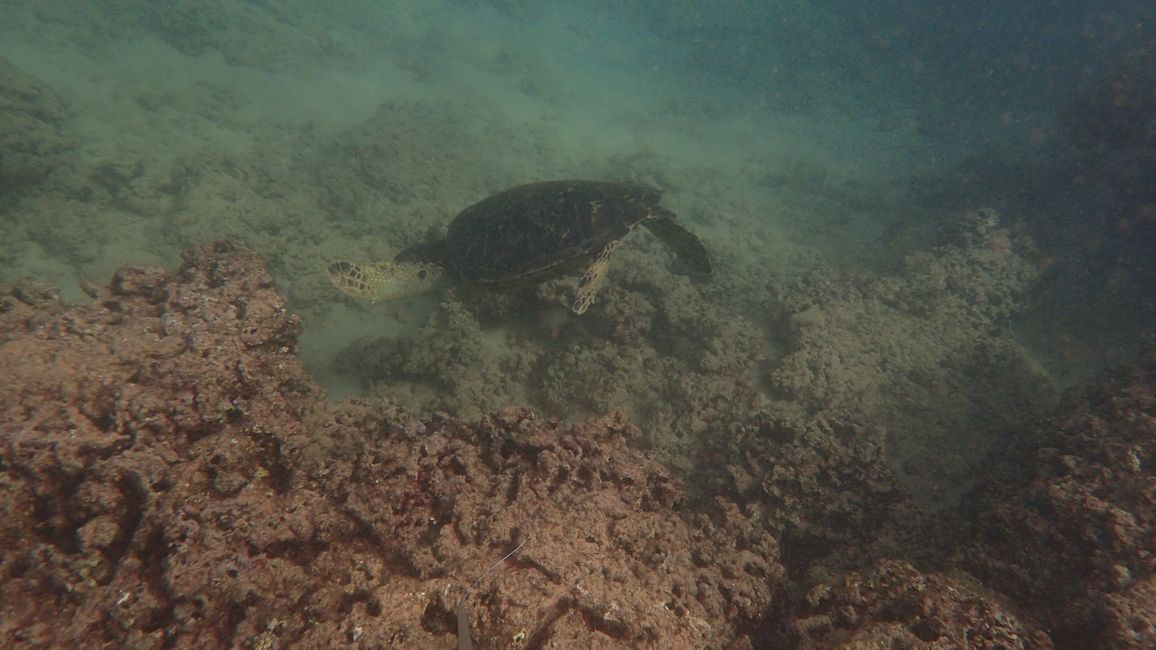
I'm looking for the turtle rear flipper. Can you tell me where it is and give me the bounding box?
[327,260,444,303]
[642,214,712,277]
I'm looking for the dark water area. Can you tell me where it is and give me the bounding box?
[1,1,1153,648]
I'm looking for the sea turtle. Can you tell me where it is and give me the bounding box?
[326,180,712,314]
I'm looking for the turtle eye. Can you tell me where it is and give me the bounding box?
[417,269,428,280]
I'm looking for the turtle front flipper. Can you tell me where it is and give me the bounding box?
[641,214,712,277]
[326,260,445,303]
[572,240,620,314]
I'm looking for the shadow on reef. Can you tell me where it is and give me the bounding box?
[960,352,1156,649]
[885,52,1156,379]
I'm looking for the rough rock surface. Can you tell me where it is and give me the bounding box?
[783,559,1052,649]
[698,226,1052,574]
[963,350,1156,649]
[0,242,780,649]
[337,240,770,470]
[710,405,897,564]
[4,242,1154,649]
[764,222,1053,510]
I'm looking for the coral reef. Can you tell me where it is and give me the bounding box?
[335,240,771,468]
[1,10,1154,644]
[334,205,1063,596]
[764,224,1052,509]
[963,350,1156,648]
[713,405,897,563]
[2,240,1154,649]
[702,224,1054,576]
[784,559,1052,649]
[0,242,780,648]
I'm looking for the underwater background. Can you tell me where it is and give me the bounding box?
[1,1,1154,648]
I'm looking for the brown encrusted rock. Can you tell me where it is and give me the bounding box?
[333,405,782,648]
[962,350,1156,649]
[1101,575,1156,648]
[0,242,782,649]
[717,406,896,557]
[784,559,1052,649]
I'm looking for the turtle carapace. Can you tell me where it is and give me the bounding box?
[327,180,711,314]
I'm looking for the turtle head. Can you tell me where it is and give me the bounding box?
[326,260,445,303]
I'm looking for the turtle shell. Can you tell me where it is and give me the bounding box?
[444,180,662,286]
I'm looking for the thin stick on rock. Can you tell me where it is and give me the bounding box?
[455,537,530,650]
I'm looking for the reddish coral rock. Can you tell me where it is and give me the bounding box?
[963,351,1156,649]
[0,242,782,649]
[785,559,1051,649]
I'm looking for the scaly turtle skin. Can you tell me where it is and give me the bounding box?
[327,180,711,314]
